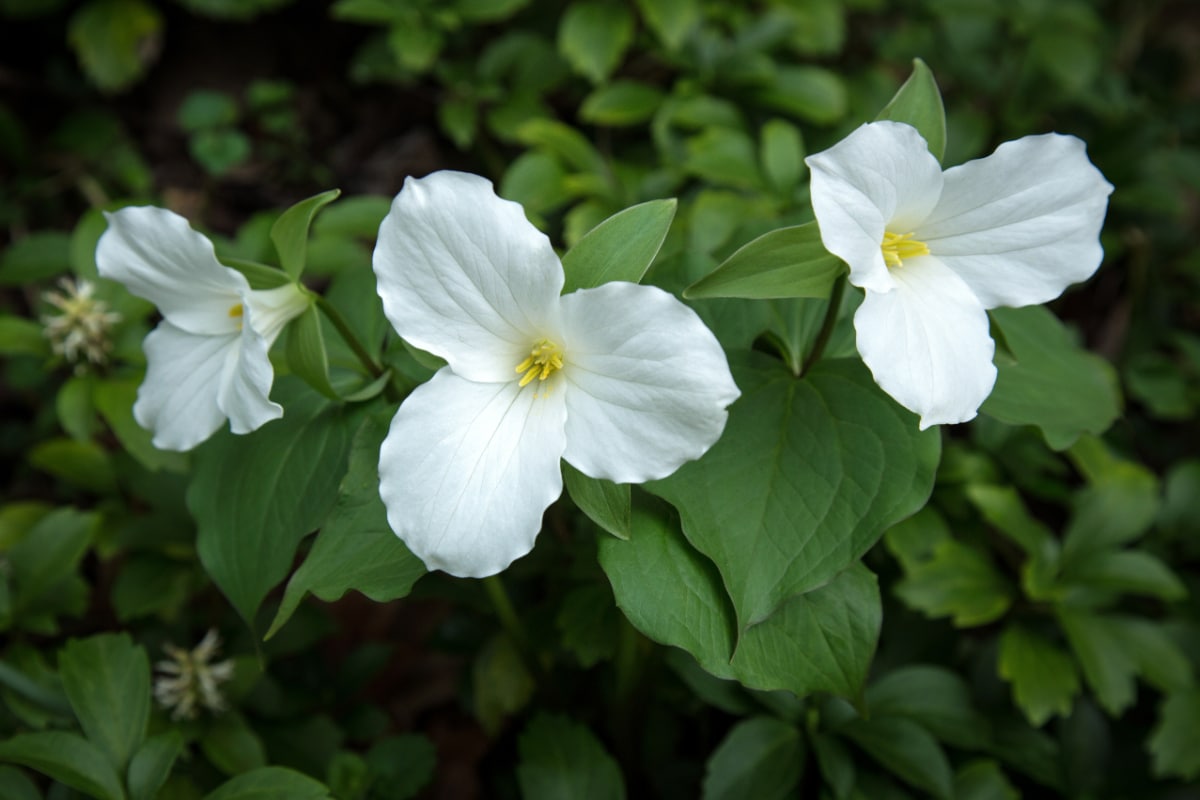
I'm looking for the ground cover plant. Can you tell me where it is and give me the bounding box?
[1,0,1198,797]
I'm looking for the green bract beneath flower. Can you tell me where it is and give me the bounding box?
[372,171,740,579]
[96,206,309,451]
[806,121,1113,429]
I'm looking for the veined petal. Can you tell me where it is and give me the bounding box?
[854,256,996,429]
[373,171,565,383]
[97,207,248,335]
[245,283,309,346]
[218,306,283,435]
[918,133,1114,308]
[134,323,238,450]
[806,122,944,293]
[378,368,568,578]
[558,283,739,483]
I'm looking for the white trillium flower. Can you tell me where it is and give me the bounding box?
[373,171,740,578]
[805,121,1114,429]
[97,207,309,451]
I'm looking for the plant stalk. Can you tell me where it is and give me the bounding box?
[800,274,847,377]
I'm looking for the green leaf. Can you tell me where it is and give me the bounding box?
[473,635,534,736]
[837,716,954,800]
[311,196,392,241]
[562,463,630,540]
[1062,445,1158,557]
[58,633,150,772]
[362,736,436,800]
[580,81,664,126]
[684,127,763,190]
[93,378,188,473]
[189,129,251,176]
[759,119,805,196]
[201,712,266,777]
[517,119,605,174]
[685,222,844,300]
[516,714,626,800]
[981,306,1120,450]
[268,415,425,638]
[633,0,698,49]
[1148,689,1200,780]
[386,19,443,73]
[0,232,70,284]
[501,152,572,216]
[964,484,1058,598]
[561,199,677,293]
[811,734,855,800]
[286,304,337,399]
[866,666,992,750]
[28,438,117,494]
[454,0,529,22]
[5,509,95,618]
[0,315,50,358]
[997,625,1079,727]
[56,375,97,441]
[189,382,366,626]
[751,66,846,124]
[555,584,619,668]
[0,732,125,800]
[954,760,1020,800]
[271,189,342,280]
[649,354,939,629]
[0,766,41,800]
[701,717,802,800]
[1061,549,1185,601]
[177,90,239,132]
[875,58,947,163]
[557,1,634,84]
[203,766,332,800]
[127,732,184,800]
[220,257,293,289]
[67,0,162,92]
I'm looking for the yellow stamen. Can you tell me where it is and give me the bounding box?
[228,303,244,318]
[515,338,564,388]
[881,231,930,268]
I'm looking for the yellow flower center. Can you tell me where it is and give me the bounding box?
[515,338,564,387]
[228,303,244,319]
[881,231,930,268]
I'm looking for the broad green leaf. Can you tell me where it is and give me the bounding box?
[890,527,1013,627]
[649,354,939,629]
[0,315,51,358]
[270,189,341,279]
[759,118,805,196]
[837,716,954,800]
[1061,549,1185,601]
[997,625,1079,726]
[0,659,72,717]
[1062,445,1158,558]
[268,415,425,638]
[875,58,947,163]
[501,152,572,216]
[702,717,802,800]
[516,714,626,800]
[0,231,70,284]
[28,438,117,494]
[56,375,98,441]
[177,90,238,132]
[954,760,1020,800]
[563,462,630,540]
[362,735,436,800]
[1113,617,1193,693]
[127,732,184,800]
[6,508,95,615]
[58,633,150,771]
[811,734,855,800]
[599,506,881,700]
[555,584,619,668]
[189,381,366,625]
[0,732,125,800]
[964,484,1058,599]
[684,127,763,190]
[286,303,337,399]
[981,306,1120,450]
[685,223,843,300]
[517,119,606,174]
[67,0,162,92]
[203,766,332,800]
[580,81,664,126]
[751,66,846,124]
[633,0,698,49]
[93,378,188,473]
[987,719,1064,791]
[473,635,534,735]
[1148,689,1200,780]
[866,666,992,750]
[201,712,266,777]
[561,199,677,293]
[557,1,634,84]
[189,129,251,176]
[0,766,40,800]
[311,195,391,241]
[387,19,443,73]
[454,0,528,21]
[221,257,293,289]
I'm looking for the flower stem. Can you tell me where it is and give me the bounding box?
[314,295,384,379]
[482,575,534,665]
[799,274,846,377]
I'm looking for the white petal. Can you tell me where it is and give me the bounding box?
[378,368,567,578]
[218,308,283,435]
[373,171,564,383]
[918,134,1114,308]
[853,257,996,429]
[134,323,238,450]
[806,122,944,294]
[244,283,309,346]
[97,207,248,335]
[558,283,740,483]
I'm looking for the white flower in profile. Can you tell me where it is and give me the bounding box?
[373,171,739,578]
[805,121,1113,428]
[97,207,309,451]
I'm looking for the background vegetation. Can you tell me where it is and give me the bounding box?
[1,0,1197,797]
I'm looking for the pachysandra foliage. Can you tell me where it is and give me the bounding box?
[371,170,739,578]
[96,207,309,450]
[805,121,1113,428]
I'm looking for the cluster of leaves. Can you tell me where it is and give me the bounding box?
[2,0,1199,797]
